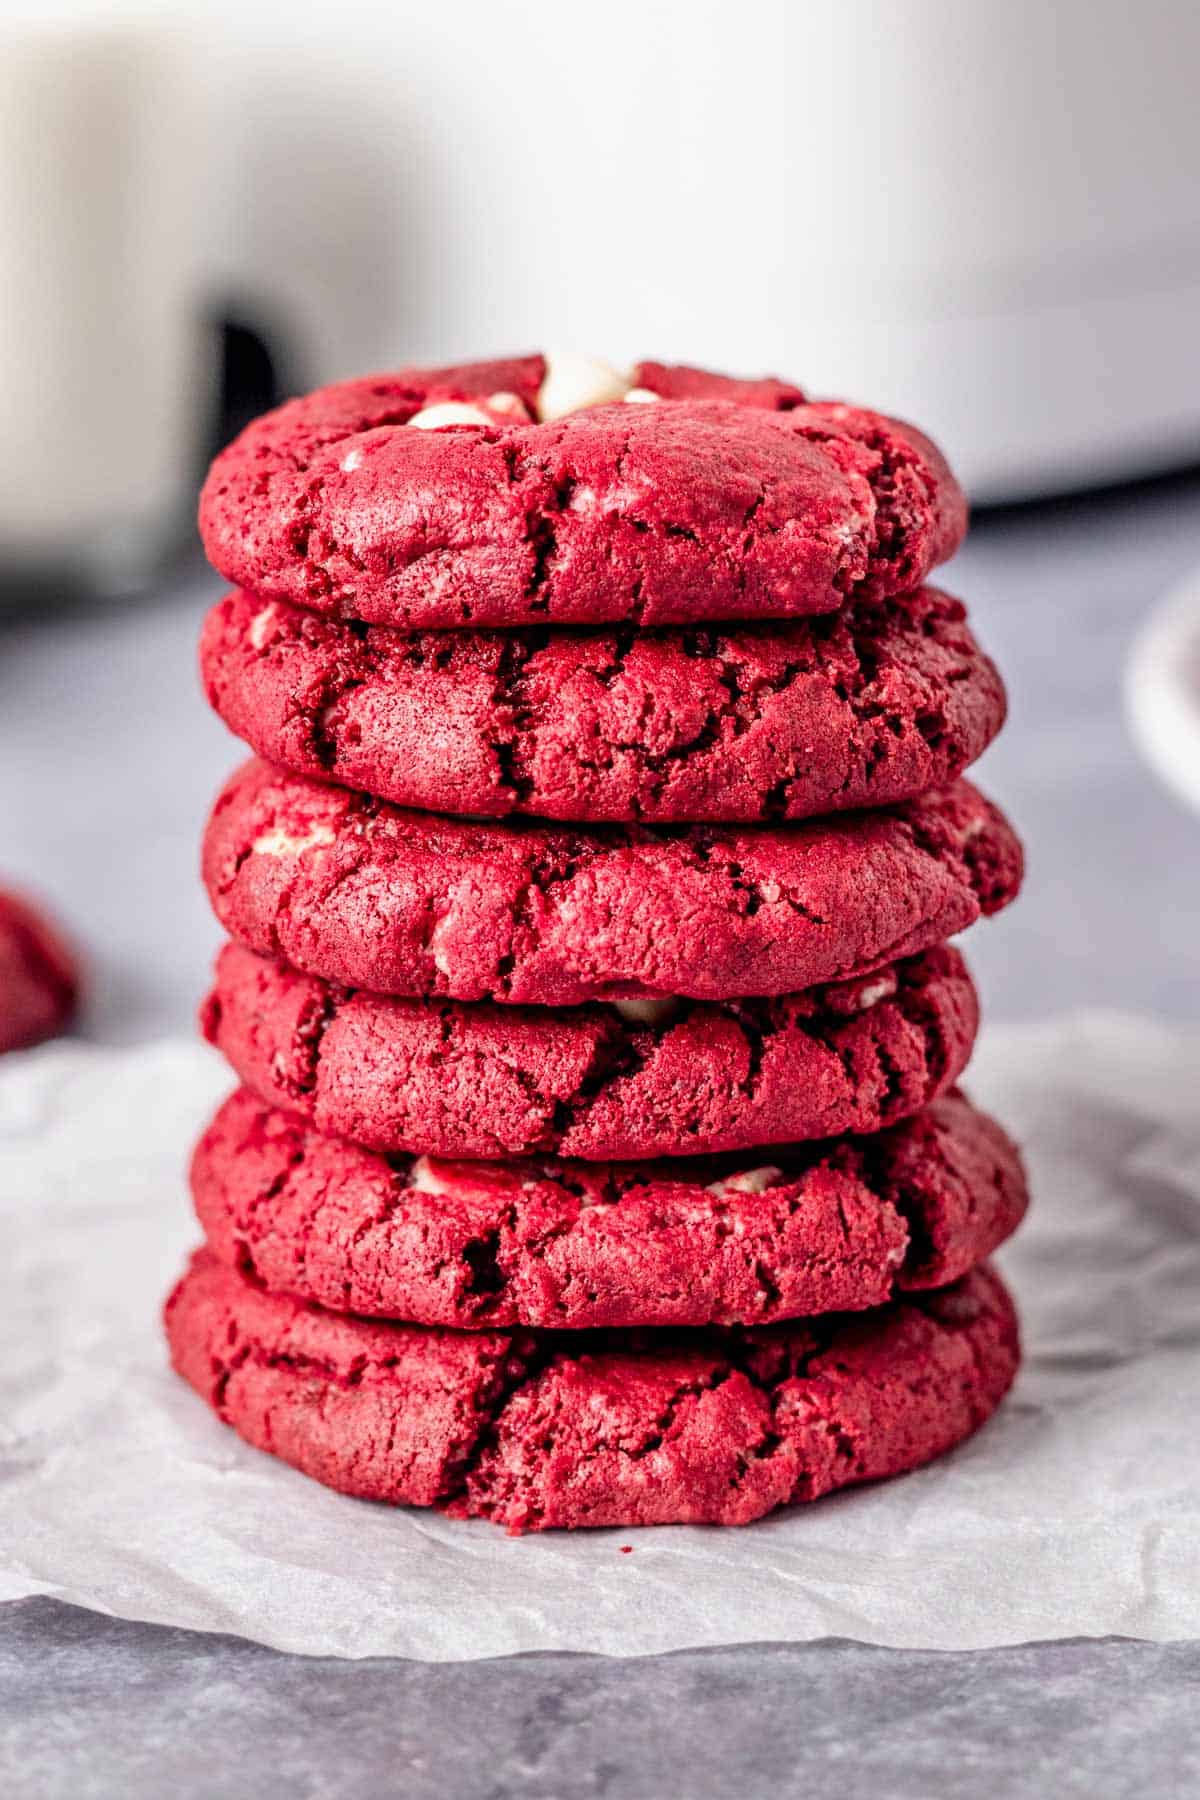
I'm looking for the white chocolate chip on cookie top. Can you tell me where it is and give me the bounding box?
[407,401,498,430]
[404,361,652,429]
[536,352,633,421]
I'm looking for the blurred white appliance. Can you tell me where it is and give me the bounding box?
[1127,567,1200,816]
[200,0,1200,501]
[0,13,207,595]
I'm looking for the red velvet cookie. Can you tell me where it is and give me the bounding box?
[631,361,807,409]
[165,1249,1019,1531]
[201,586,1006,824]
[201,942,977,1161]
[198,354,966,630]
[0,888,79,1054]
[203,761,1022,1007]
[193,1086,1027,1330]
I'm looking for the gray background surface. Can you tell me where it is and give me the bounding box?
[2,474,1199,1795]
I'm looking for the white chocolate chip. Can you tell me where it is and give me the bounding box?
[408,401,495,430]
[339,447,363,472]
[536,352,632,421]
[706,1166,784,1197]
[427,911,459,978]
[851,974,897,1013]
[250,822,336,858]
[611,996,680,1026]
[623,387,660,405]
[248,605,278,651]
[486,390,529,419]
[757,879,782,904]
[408,1155,457,1195]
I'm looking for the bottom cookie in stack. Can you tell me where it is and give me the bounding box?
[165,1089,1025,1531]
[165,1251,1018,1532]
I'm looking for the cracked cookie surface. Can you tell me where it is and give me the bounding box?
[203,760,1022,1006]
[165,1249,1019,1530]
[201,942,978,1160]
[0,889,78,1054]
[193,1087,1027,1330]
[198,355,965,630]
[201,586,1006,823]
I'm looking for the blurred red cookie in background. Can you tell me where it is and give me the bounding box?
[0,888,79,1053]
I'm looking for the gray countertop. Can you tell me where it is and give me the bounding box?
[5,1602,1198,1799]
[3,472,1200,1795]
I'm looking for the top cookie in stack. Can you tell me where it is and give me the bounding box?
[198,353,966,636]
[169,354,1025,1533]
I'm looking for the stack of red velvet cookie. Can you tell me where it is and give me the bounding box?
[167,353,1026,1532]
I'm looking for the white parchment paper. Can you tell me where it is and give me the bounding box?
[0,1017,1196,1659]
